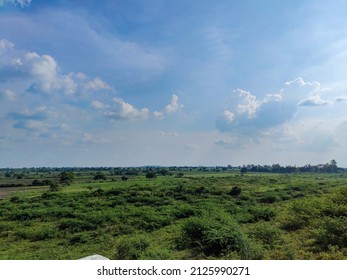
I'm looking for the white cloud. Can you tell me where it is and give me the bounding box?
[29,54,58,93]
[0,0,31,7]
[165,94,184,113]
[154,111,164,119]
[84,77,111,91]
[0,39,113,96]
[153,94,184,119]
[217,77,334,134]
[222,110,235,123]
[105,98,149,121]
[0,39,14,50]
[91,100,107,110]
[298,95,330,106]
[235,89,261,118]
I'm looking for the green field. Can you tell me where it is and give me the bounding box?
[0,168,346,260]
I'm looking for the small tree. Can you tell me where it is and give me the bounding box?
[94,172,106,180]
[240,167,247,176]
[60,171,74,186]
[146,171,157,179]
[121,175,129,181]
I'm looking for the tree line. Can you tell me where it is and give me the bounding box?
[242,160,340,174]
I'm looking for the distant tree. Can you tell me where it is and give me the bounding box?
[16,174,24,179]
[158,168,170,176]
[330,159,338,173]
[94,172,106,180]
[146,171,157,179]
[121,175,129,181]
[240,167,247,176]
[176,172,184,178]
[60,171,75,185]
[32,179,42,186]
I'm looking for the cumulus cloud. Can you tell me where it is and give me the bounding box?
[154,94,184,119]
[0,39,113,96]
[234,89,261,118]
[165,94,184,113]
[105,98,149,121]
[222,110,235,123]
[217,77,331,134]
[27,54,58,93]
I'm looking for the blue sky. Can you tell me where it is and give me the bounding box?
[1,0,347,167]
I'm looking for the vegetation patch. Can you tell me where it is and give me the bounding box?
[0,166,346,260]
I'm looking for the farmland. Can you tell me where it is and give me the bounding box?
[0,166,346,260]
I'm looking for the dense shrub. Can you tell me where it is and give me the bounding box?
[145,172,157,179]
[173,205,197,219]
[58,219,97,233]
[94,172,106,180]
[180,212,251,257]
[248,222,283,247]
[114,235,150,260]
[313,217,347,251]
[248,207,276,222]
[229,186,242,197]
[280,199,322,231]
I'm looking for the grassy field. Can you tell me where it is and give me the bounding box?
[0,169,346,260]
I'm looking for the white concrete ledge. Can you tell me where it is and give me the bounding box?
[79,254,109,260]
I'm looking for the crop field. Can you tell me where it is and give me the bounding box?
[0,167,346,260]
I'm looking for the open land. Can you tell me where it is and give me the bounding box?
[0,166,346,260]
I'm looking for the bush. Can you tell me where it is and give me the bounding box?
[146,172,157,179]
[229,186,242,197]
[180,212,251,257]
[114,236,150,260]
[280,199,322,231]
[313,217,347,251]
[248,222,283,247]
[58,219,97,233]
[259,194,279,204]
[69,232,91,244]
[94,172,106,180]
[60,171,75,185]
[173,205,197,219]
[248,207,276,222]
